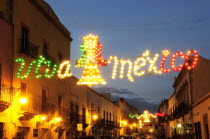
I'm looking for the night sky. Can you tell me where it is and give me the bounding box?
[44,0,210,111]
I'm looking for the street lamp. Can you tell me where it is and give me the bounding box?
[55,117,62,122]
[177,124,182,128]
[123,120,127,125]
[93,114,98,120]
[41,116,46,121]
[19,98,27,104]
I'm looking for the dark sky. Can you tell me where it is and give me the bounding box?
[45,0,210,105]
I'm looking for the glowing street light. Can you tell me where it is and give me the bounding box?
[55,117,62,122]
[19,98,27,104]
[93,114,98,120]
[123,121,127,125]
[177,124,182,128]
[41,116,46,121]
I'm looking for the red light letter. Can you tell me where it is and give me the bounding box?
[160,50,171,73]
[184,50,198,70]
[171,52,185,71]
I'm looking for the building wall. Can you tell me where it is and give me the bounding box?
[192,57,210,103]
[158,56,210,138]
[5,0,72,138]
[87,88,121,137]
[116,98,138,136]
[0,18,13,85]
[0,17,14,139]
[193,92,210,139]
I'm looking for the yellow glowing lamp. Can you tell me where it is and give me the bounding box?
[55,117,62,122]
[19,98,27,104]
[177,124,182,128]
[123,121,127,125]
[133,123,137,127]
[41,116,46,121]
[93,115,98,120]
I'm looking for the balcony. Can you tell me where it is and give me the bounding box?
[19,39,39,59]
[19,102,38,121]
[171,102,190,119]
[0,84,15,112]
[70,113,88,123]
[106,120,115,127]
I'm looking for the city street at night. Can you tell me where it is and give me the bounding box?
[0,0,209,139]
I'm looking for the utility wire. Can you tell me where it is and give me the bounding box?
[64,17,210,29]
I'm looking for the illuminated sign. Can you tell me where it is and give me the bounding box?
[15,34,199,86]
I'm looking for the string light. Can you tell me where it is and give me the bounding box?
[160,50,171,73]
[119,60,134,82]
[146,52,162,74]
[133,57,146,76]
[138,110,157,123]
[130,110,157,123]
[15,44,199,84]
[185,50,198,70]
[15,56,58,79]
[129,114,138,118]
[76,34,107,86]
[57,60,72,79]
[15,58,36,79]
[155,112,165,117]
[171,52,185,71]
[44,60,58,79]
[77,63,106,86]
[34,56,58,79]
[108,56,119,79]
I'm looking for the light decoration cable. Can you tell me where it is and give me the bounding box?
[35,56,58,79]
[146,52,162,75]
[171,51,185,71]
[14,34,200,86]
[57,60,72,79]
[129,110,157,123]
[133,56,146,76]
[119,59,134,82]
[76,34,107,86]
[185,50,198,70]
[15,58,36,79]
[160,50,171,73]
[108,56,119,79]
[15,56,58,79]
[155,112,165,117]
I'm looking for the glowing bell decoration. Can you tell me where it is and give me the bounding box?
[76,34,107,86]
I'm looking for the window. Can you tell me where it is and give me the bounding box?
[103,110,105,119]
[106,112,108,121]
[203,114,209,139]
[75,105,79,123]
[21,82,27,95]
[42,43,48,57]
[58,95,62,115]
[82,108,86,123]
[58,95,62,108]
[41,89,47,113]
[97,106,100,117]
[70,103,74,113]
[58,52,63,62]
[21,26,29,52]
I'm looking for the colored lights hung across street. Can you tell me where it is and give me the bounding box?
[15,34,199,86]
[76,34,107,86]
